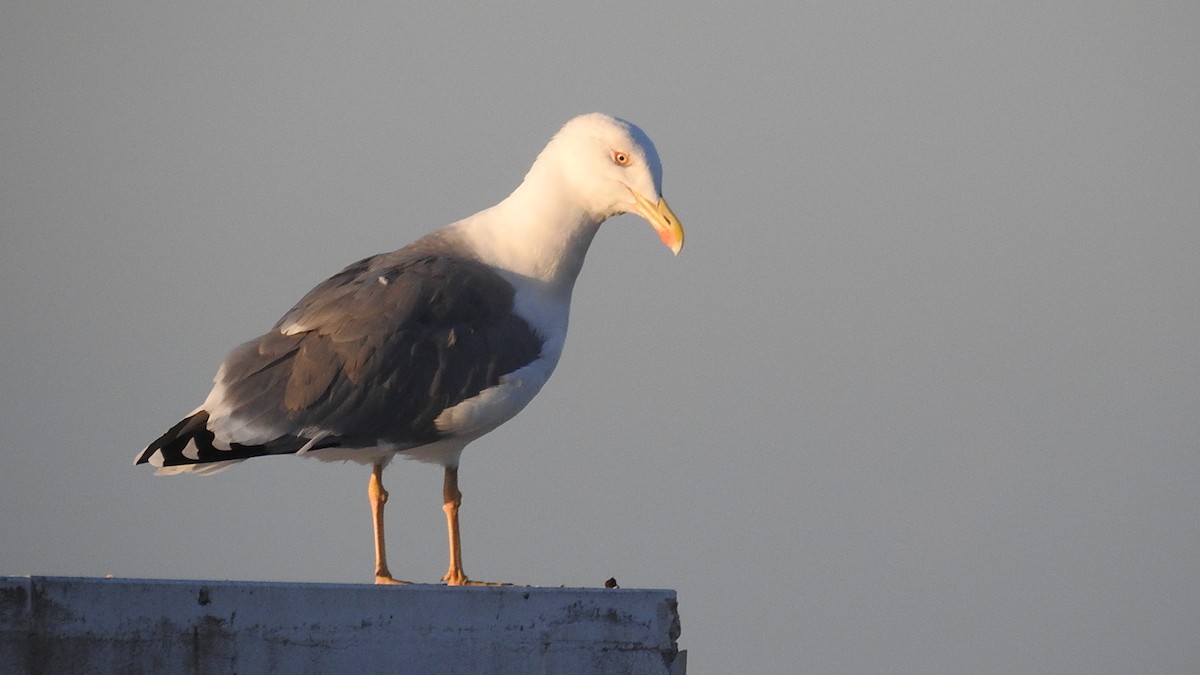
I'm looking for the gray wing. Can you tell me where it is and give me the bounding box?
[213,245,544,450]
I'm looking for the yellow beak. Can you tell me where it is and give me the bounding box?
[630,189,685,255]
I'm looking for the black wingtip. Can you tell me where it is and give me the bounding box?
[136,410,212,467]
[137,410,323,470]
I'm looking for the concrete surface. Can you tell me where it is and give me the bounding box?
[0,576,684,674]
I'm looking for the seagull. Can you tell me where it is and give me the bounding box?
[135,113,684,585]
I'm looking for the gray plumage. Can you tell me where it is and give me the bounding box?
[138,233,542,468]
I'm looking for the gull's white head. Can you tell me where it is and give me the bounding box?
[531,113,684,254]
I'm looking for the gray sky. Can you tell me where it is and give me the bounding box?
[3,2,1198,673]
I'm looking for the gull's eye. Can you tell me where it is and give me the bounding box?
[611,150,631,167]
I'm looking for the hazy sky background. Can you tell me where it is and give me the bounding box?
[3,2,1198,673]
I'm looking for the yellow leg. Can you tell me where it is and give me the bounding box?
[442,466,469,585]
[440,466,511,586]
[369,462,408,585]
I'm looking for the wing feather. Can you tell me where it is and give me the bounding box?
[209,240,544,450]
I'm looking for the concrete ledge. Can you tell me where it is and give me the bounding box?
[1,576,684,674]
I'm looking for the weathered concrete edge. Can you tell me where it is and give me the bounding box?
[1,576,684,674]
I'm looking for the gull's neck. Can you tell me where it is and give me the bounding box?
[449,168,604,294]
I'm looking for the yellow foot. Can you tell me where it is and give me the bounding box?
[374,574,412,585]
[443,571,511,587]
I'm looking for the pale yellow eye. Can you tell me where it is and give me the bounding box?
[611,150,631,166]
